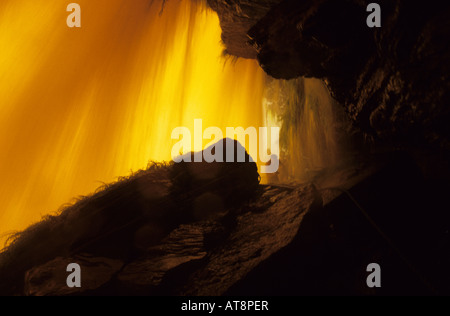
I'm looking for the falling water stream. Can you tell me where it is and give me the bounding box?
[0,0,346,247]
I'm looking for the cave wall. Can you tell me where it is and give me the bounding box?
[207,0,450,157]
[206,0,283,58]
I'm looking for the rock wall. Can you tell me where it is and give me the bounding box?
[208,0,450,153]
[206,0,283,58]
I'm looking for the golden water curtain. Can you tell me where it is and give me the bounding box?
[0,0,265,242]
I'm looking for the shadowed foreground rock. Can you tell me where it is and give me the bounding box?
[25,255,123,296]
[21,184,319,296]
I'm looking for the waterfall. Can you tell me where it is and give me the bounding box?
[262,77,349,184]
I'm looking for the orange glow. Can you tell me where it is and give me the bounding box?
[0,0,265,245]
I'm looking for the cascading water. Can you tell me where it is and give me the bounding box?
[262,77,349,184]
[0,0,347,248]
[0,0,266,244]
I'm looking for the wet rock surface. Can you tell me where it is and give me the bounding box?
[20,184,319,296]
[24,254,124,296]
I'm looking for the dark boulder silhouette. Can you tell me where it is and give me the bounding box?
[170,138,260,221]
[0,138,262,295]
